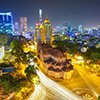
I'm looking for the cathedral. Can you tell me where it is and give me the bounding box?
[36,18,74,80]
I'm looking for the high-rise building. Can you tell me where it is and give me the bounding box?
[20,17,27,33]
[63,22,68,26]
[63,22,68,34]
[35,9,52,43]
[67,25,71,31]
[89,29,98,36]
[78,25,82,33]
[14,22,19,32]
[0,12,13,34]
[24,17,27,32]
[39,9,42,23]
[56,26,60,32]
[98,28,100,38]
[36,9,43,27]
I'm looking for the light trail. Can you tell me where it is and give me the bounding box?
[27,84,42,100]
[37,70,83,100]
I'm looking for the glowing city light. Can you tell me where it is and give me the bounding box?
[39,9,42,18]
[77,56,83,60]
[0,46,5,60]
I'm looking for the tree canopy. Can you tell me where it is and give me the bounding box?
[25,65,38,81]
[0,33,8,45]
[52,40,79,56]
[97,96,100,100]
[81,47,100,64]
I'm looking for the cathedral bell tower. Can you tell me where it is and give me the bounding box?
[37,28,41,56]
[46,26,51,45]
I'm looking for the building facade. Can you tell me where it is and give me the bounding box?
[37,27,74,80]
[0,12,13,34]
[20,17,27,33]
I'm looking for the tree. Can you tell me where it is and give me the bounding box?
[10,40,37,77]
[10,40,25,75]
[0,73,14,93]
[11,80,21,92]
[0,33,8,46]
[25,65,38,82]
[97,96,100,100]
[52,40,79,56]
[90,52,100,63]
[10,40,24,57]
[66,43,79,56]
[81,47,96,61]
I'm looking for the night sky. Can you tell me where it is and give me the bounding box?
[0,0,100,29]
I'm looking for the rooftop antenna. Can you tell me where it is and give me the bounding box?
[46,14,48,19]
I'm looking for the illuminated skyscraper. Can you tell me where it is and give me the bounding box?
[14,22,19,32]
[98,28,100,37]
[78,25,82,33]
[67,25,71,31]
[0,12,13,34]
[56,26,60,32]
[24,17,27,32]
[39,9,42,23]
[63,22,68,34]
[20,17,27,33]
[20,17,23,32]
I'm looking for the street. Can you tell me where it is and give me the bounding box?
[28,70,83,100]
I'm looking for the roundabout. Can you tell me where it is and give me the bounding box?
[72,88,98,100]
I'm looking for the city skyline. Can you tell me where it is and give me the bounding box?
[0,0,100,29]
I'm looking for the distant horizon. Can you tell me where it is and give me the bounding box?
[0,0,100,29]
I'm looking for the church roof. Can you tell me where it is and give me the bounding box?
[52,61,56,65]
[53,68,62,72]
[42,44,66,58]
[42,43,52,49]
[62,62,67,66]
[55,47,66,53]
[44,57,54,63]
[43,50,51,55]
[56,63,61,66]
[48,66,54,71]
[68,64,74,70]
[41,42,66,59]
[62,67,71,72]
[61,66,67,71]
[51,48,64,58]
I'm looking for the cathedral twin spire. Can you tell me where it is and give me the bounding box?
[37,26,51,41]
[46,26,51,40]
[37,27,41,40]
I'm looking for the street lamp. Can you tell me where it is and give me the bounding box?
[77,56,85,67]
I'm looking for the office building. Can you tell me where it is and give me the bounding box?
[63,22,68,34]
[20,17,27,33]
[14,22,19,32]
[0,12,13,34]
[78,25,82,33]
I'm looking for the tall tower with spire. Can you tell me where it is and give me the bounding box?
[37,28,41,56]
[46,26,51,45]
[39,9,42,24]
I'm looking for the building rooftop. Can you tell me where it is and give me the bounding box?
[48,66,54,71]
[53,68,62,72]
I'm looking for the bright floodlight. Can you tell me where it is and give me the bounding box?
[39,9,42,17]
[77,56,83,59]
